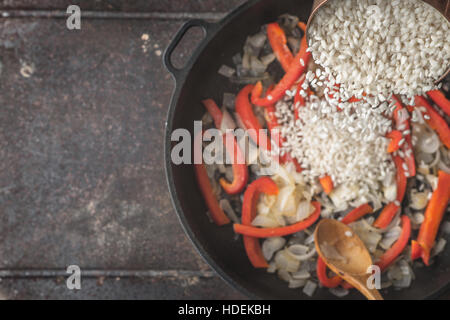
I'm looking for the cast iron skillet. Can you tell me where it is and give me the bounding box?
[163,0,450,299]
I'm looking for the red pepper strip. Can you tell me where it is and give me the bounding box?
[427,89,450,117]
[341,204,373,225]
[374,155,406,229]
[392,95,415,177]
[267,22,294,72]
[393,155,407,202]
[202,99,223,128]
[376,216,411,271]
[241,177,279,268]
[251,23,311,107]
[235,84,271,151]
[415,95,450,149]
[317,204,373,288]
[386,130,403,153]
[373,202,400,229]
[316,257,342,288]
[194,162,230,226]
[298,21,307,32]
[319,175,334,195]
[202,99,249,195]
[234,202,320,238]
[411,171,450,266]
[219,132,249,195]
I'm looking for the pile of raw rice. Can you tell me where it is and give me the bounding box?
[275,91,397,212]
[308,0,450,99]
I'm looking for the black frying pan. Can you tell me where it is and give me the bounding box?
[163,0,450,299]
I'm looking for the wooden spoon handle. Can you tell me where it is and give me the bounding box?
[351,274,384,301]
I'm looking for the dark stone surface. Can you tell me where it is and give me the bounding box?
[0,0,247,13]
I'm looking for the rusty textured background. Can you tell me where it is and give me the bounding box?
[0,0,447,300]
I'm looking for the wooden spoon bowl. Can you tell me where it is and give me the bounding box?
[314,219,383,300]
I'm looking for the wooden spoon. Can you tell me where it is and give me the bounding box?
[314,219,383,300]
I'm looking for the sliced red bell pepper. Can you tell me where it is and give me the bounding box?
[393,155,407,202]
[251,22,311,107]
[373,202,400,229]
[341,203,373,225]
[411,171,450,266]
[235,84,271,151]
[374,154,406,230]
[202,99,223,128]
[427,89,450,117]
[241,177,279,268]
[319,175,334,195]
[267,22,294,72]
[219,132,249,194]
[415,95,450,149]
[194,161,230,226]
[376,216,411,271]
[374,154,407,229]
[316,257,342,288]
[386,130,403,153]
[234,201,320,238]
[392,95,415,177]
[202,99,249,195]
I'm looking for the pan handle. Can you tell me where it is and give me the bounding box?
[163,19,215,79]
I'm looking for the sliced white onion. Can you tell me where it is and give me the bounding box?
[248,32,267,49]
[303,281,317,297]
[409,190,429,210]
[296,201,314,221]
[287,244,309,256]
[218,64,235,78]
[277,269,292,283]
[379,226,402,250]
[267,261,277,273]
[291,269,311,280]
[275,185,296,214]
[233,112,246,130]
[275,250,300,273]
[393,274,412,288]
[438,147,450,173]
[219,199,240,224]
[288,279,307,289]
[432,238,447,257]
[257,202,271,216]
[411,213,425,225]
[426,174,439,191]
[417,127,440,154]
[262,237,286,261]
[442,221,450,234]
[220,109,236,133]
[350,221,382,252]
[329,287,349,298]
[383,184,397,202]
[251,214,279,228]
[274,165,295,187]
